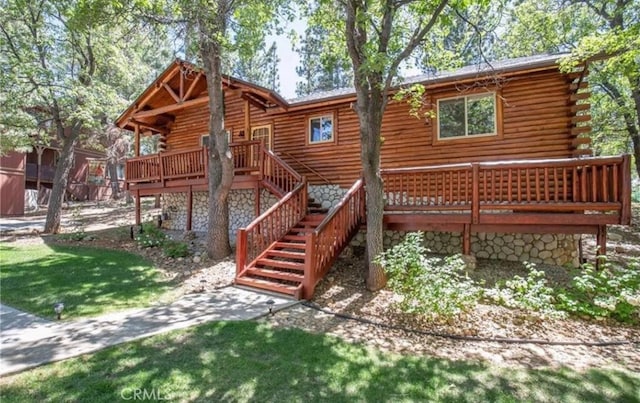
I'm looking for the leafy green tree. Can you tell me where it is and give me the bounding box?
[175,0,286,259]
[230,41,281,90]
[0,0,167,231]
[499,0,640,178]
[295,22,353,96]
[317,0,476,291]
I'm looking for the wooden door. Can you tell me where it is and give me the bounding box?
[251,125,272,171]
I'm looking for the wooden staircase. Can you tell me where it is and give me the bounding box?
[235,146,366,300]
[235,200,327,298]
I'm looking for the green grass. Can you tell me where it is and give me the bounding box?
[0,243,171,319]
[0,321,638,402]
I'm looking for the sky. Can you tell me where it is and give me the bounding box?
[267,18,305,99]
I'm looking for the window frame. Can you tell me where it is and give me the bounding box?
[435,91,502,144]
[306,112,336,146]
[201,131,231,147]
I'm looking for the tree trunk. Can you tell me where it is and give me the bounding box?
[44,128,80,233]
[200,13,233,260]
[356,89,387,291]
[107,161,120,200]
[629,85,640,179]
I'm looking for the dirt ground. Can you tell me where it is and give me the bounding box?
[2,201,639,371]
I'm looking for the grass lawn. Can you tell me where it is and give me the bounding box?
[0,321,638,402]
[0,243,171,319]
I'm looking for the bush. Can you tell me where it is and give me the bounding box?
[134,223,167,248]
[484,263,562,317]
[376,232,481,320]
[163,240,190,258]
[556,259,640,323]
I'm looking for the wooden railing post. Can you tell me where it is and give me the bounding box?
[159,154,165,183]
[302,232,316,300]
[620,155,632,225]
[472,163,480,224]
[236,229,247,276]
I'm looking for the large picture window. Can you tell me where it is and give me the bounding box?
[437,93,497,140]
[308,114,334,144]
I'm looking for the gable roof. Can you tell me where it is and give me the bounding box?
[115,59,289,133]
[287,53,569,105]
[116,53,570,132]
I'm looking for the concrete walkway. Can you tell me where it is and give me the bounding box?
[0,287,297,376]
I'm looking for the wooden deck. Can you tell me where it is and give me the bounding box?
[125,145,632,298]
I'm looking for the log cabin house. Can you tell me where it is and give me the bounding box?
[116,54,632,299]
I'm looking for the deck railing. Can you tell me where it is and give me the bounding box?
[303,178,365,299]
[382,155,631,225]
[161,147,207,180]
[125,142,265,183]
[126,154,161,183]
[231,140,261,173]
[261,149,303,196]
[236,179,308,276]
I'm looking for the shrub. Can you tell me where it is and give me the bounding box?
[376,232,481,320]
[484,263,562,317]
[163,240,190,258]
[134,223,167,248]
[556,259,640,323]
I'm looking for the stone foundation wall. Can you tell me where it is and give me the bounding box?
[308,184,347,209]
[161,189,278,246]
[351,230,580,267]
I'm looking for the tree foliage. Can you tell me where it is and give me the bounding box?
[0,0,171,231]
[499,0,640,178]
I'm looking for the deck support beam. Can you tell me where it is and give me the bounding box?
[596,224,607,268]
[186,186,193,231]
[462,224,471,255]
[135,190,141,225]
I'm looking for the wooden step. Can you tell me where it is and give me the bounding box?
[283,234,306,242]
[246,268,304,283]
[266,249,306,259]
[301,214,325,222]
[235,277,300,297]
[274,241,306,250]
[256,258,305,271]
[290,226,315,233]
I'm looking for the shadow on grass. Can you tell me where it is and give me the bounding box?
[0,243,171,319]
[1,321,638,402]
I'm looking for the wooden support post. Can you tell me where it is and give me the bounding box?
[596,224,607,269]
[463,224,471,255]
[244,99,251,137]
[302,233,315,300]
[472,163,480,224]
[236,230,247,276]
[134,124,140,157]
[254,185,261,217]
[135,190,141,225]
[186,186,193,231]
[620,155,631,225]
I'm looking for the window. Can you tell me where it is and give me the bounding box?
[308,114,334,144]
[201,131,231,147]
[201,134,209,147]
[437,93,497,140]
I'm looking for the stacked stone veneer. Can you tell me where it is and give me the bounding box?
[351,230,580,266]
[160,184,580,266]
[308,184,347,209]
[161,189,278,245]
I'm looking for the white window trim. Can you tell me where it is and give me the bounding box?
[436,92,497,140]
[308,114,335,144]
[250,124,273,150]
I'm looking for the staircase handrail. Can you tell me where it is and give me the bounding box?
[303,177,365,299]
[236,178,308,276]
[260,146,303,196]
[278,151,332,185]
